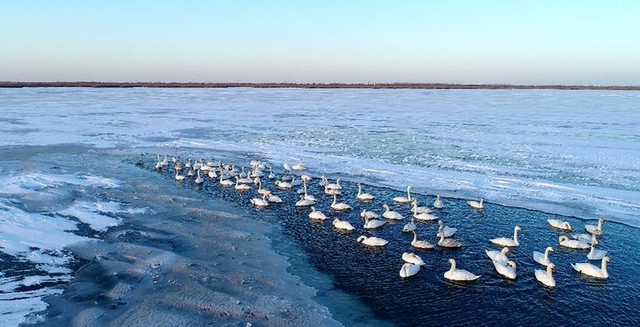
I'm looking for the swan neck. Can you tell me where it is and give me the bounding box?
[547,265,553,276]
[513,228,519,243]
[450,260,456,271]
[601,259,608,276]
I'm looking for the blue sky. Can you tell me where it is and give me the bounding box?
[1,1,639,85]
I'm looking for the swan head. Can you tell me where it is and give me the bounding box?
[506,261,516,268]
[546,246,555,253]
[548,263,555,270]
[500,247,510,254]
[598,217,605,223]
[559,235,568,243]
[448,258,456,266]
[360,209,366,217]
[603,256,610,263]
[383,204,389,209]
[356,235,366,243]
[515,225,522,231]
[438,220,443,226]
[564,222,573,231]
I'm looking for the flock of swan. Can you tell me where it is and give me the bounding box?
[147,154,611,287]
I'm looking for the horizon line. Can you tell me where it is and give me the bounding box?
[1,81,639,91]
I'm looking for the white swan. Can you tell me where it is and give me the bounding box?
[295,195,316,207]
[402,218,416,233]
[275,179,292,190]
[412,204,438,221]
[533,246,554,266]
[399,263,421,278]
[208,169,217,179]
[535,263,556,287]
[308,207,327,220]
[291,159,305,171]
[493,260,517,280]
[257,180,272,196]
[467,198,484,209]
[195,170,204,184]
[558,235,590,249]
[356,235,388,247]
[267,194,283,203]
[547,219,572,232]
[572,256,610,279]
[268,169,276,180]
[332,218,355,231]
[331,193,352,211]
[436,220,457,238]
[585,217,604,236]
[411,199,432,214]
[326,178,342,190]
[438,233,462,248]
[234,178,251,191]
[357,183,375,201]
[360,209,380,220]
[490,225,521,247]
[302,182,316,201]
[444,259,480,282]
[402,252,425,266]
[411,231,434,250]
[175,171,185,181]
[363,216,386,230]
[324,185,342,196]
[250,194,269,208]
[382,204,404,220]
[486,247,510,263]
[587,242,608,260]
[283,160,291,172]
[393,185,413,204]
[433,195,443,209]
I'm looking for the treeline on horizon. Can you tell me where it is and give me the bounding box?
[0,81,638,91]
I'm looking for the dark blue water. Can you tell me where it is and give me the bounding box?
[146,157,640,326]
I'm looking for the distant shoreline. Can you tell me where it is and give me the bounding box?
[1,81,639,91]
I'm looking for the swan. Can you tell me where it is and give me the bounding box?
[493,260,517,280]
[363,215,386,229]
[356,183,375,201]
[356,235,388,247]
[535,263,556,287]
[382,204,404,220]
[572,232,596,243]
[490,225,521,247]
[195,170,204,185]
[399,263,421,278]
[301,174,312,183]
[585,217,604,236]
[412,204,438,222]
[324,185,341,196]
[587,242,608,261]
[412,199,432,214]
[360,209,380,220]
[558,235,590,249]
[402,218,416,233]
[444,259,480,282]
[250,194,269,208]
[433,195,443,209]
[547,219,572,232]
[438,233,462,248]
[187,168,196,177]
[219,176,234,187]
[175,171,185,181]
[326,178,342,190]
[436,220,457,238]
[268,168,276,180]
[208,169,217,179]
[331,193,352,211]
[267,194,283,203]
[486,247,510,263]
[308,207,327,220]
[291,159,305,171]
[283,160,291,172]
[572,256,610,279]
[467,198,484,209]
[135,153,145,166]
[295,195,316,207]
[393,185,413,204]
[301,181,316,201]
[319,175,328,187]
[402,252,425,266]
[234,178,251,191]
[333,218,355,231]
[533,246,554,266]
[275,179,293,190]
[257,180,272,196]
[411,231,434,250]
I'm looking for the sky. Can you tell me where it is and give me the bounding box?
[1,1,639,85]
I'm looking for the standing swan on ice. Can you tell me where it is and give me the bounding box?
[548,219,572,232]
[444,259,480,282]
[433,195,443,209]
[356,235,388,247]
[393,185,413,204]
[490,225,522,247]
[585,217,604,236]
[467,198,484,209]
[572,256,610,279]
[533,246,554,266]
[535,263,556,287]
[356,183,375,201]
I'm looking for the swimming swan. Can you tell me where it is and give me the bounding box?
[438,233,462,248]
[357,183,375,201]
[402,252,425,266]
[295,195,316,207]
[533,246,554,266]
[493,260,517,280]
[363,215,386,229]
[547,219,572,232]
[357,235,388,247]
[436,220,457,238]
[393,185,413,204]
[267,194,283,203]
[490,225,521,247]
[411,231,434,250]
[332,218,355,231]
[535,263,556,287]
[486,247,510,263]
[399,263,421,278]
[413,204,438,221]
[412,199,432,214]
[235,178,251,191]
[402,217,416,233]
[585,217,604,236]
[331,193,352,211]
[360,209,380,220]
[433,195,443,209]
[587,242,608,261]
[572,256,610,279]
[308,206,327,220]
[467,198,484,209]
[444,258,480,282]
[558,235,590,250]
[382,204,404,220]
[194,170,204,185]
[250,194,269,207]
[175,171,185,181]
